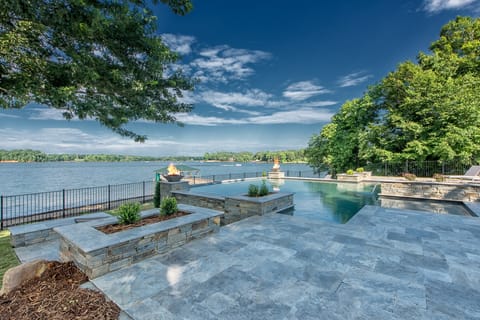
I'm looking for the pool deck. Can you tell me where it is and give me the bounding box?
[14,205,480,319]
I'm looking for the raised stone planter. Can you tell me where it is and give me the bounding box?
[337,174,363,182]
[54,204,222,278]
[223,192,294,225]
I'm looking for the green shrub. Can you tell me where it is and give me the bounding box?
[346,169,355,175]
[355,167,364,173]
[117,202,141,225]
[258,181,269,196]
[160,196,178,216]
[248,184,259,197]
[153,182,161,208]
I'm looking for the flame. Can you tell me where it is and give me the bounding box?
[273,157,280,169]
[167,163,180,175]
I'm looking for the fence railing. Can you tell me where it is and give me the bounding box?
[0,181,155,230]
[0,170,322,230]
[365,160,476,177]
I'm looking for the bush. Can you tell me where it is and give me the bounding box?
[356,167,364,173]
[403,173,417,181]
[153,182,161,208]
[248,184,259,197]
[117,202,141,225]
[160,197,178,216]
[258,181,269,196]
[346,169,355,175]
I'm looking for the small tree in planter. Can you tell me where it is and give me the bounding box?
[153,182,161,208]
[117,202,141,225]
[258,181,269,196]
[346,169,355,175]
[160,196,178,216]
[248,184,259,197]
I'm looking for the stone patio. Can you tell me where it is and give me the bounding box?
[13,205,480,319]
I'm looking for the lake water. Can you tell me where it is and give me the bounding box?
[0,161,311,196]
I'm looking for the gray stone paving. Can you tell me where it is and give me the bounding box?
[14,239,60,263]
[84,205,480,320]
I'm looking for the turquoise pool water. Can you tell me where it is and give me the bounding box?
[192,179,377,224]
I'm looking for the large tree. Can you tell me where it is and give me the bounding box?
[0,0,194,141]
[306,16,480,174]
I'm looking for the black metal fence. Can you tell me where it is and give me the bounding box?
[0,181,155,230]
[187,170,323,185]
[365,160,476,177]
[0,170,322,230]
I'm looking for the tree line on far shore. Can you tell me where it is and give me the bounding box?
[0,149,306,163]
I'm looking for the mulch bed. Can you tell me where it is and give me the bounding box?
[0,261,120,320]
[98,211,190,234]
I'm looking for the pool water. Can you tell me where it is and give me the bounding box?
[192,179,378,224]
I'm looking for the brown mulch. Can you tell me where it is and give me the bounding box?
[0,261,120,320]
[98,211,190,234]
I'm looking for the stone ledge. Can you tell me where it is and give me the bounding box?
[9,212,111,248]
[55,204,223,278]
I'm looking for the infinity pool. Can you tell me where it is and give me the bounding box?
[192,179,377,224]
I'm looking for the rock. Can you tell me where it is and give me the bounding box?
[0,260,49,296]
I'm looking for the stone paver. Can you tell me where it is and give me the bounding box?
[14,239,60,263]
[86,205,480,320]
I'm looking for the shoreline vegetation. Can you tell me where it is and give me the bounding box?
[0,149,307,164]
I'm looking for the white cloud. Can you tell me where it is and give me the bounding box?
[251,108,334,124]
[0,113,20,118]
[0,127,206,155]
[161,34,196,55]
[423,0,478,12]
[176,107,334,126]
[191,45,271,83]
[283,81,331,101]
[28,108,67,120]
[300,100,338,107]
[201,89,271,108]
[337,72,372,88]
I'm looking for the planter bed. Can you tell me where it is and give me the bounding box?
[54,204,223,278]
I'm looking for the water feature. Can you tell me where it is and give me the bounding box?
[193,179,377,224]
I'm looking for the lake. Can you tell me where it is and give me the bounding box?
[0,161,312,196]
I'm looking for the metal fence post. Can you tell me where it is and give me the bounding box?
[62,189,66,218]
[108,184,111,210]
[143,181,146,203]
[1,195,3,230]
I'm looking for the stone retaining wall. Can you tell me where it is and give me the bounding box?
[55,205,222,278]
[380,182,480,202]
[223,193,294,225]
[172,191,225,212]
[172,190,294,226]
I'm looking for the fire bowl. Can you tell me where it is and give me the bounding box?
[162,174,184,182]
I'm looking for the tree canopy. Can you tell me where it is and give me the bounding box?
[306,16,480,174]
[0,0,194,141]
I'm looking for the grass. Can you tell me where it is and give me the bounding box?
[0,230,20,284]
[107,202,155,218]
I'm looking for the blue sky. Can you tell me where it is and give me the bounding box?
[0,0,478,156]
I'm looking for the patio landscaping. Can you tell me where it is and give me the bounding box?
[5,204,480,319]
